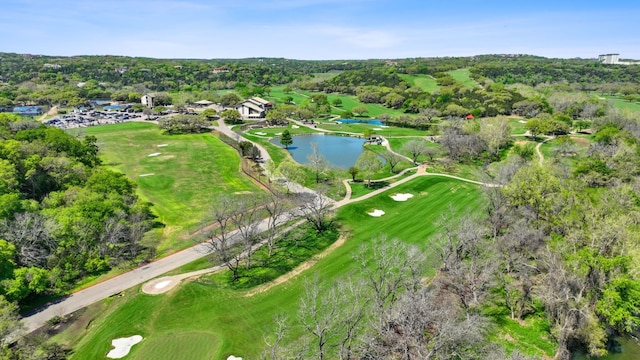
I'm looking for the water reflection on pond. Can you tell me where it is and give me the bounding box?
[271,134,379,169]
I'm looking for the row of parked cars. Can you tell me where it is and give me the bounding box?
[44,110,148,129]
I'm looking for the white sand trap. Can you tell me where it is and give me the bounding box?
[275,132,282,135]
[368,209,385,217]
[291,125,299,128]
[381,125,390,128]
[227,356,243,360]
[391,193,414,201]
[139,173,154,177]
[154,280,171,289]
[373,127,383,130]
[148,153,161,157]
[518,120,526,123]
[157,144,169,147]
[255,132,266,135]
[106,335,143,359]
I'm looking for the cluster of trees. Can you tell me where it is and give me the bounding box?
[263,236,532,359]
[471,56,640,86]
[438,117,512,162]
[205,189,334,282]
[0,113,153,308]
[158,114,212,134]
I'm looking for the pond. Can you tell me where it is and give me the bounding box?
[271,134,381,169]
[336,118,384,125]
[572,336,640,360]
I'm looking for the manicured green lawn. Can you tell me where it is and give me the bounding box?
[245,124,319,137]
[447,68,479,88]
[601,95,640,112]
[399,74,441,93]
[76,122,265,253]
[327,93,407,117]
[63,176,484,359]
[315,122,427,136]
[509,117,528,135]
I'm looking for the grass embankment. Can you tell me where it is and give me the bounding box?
[602,95,640,112]
[62,176,484,359]
[447,68,480,88]
[399,74,441,93]
[77,122,264,254]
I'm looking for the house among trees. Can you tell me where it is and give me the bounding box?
[212,66,230,73]
[465,113,475,120]
[236,97,272,119]
[192,99,214,107]
[141,93,155,108]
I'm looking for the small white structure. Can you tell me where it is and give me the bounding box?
[141,94,155,108]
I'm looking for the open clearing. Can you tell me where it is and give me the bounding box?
[75,122,264,253]
[64,176,482,359]
[447,68,479,88]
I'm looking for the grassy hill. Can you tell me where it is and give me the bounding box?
[447,68,480,88]
[61,176,484,359]
[75,122,265,254]
[399,73,441,93]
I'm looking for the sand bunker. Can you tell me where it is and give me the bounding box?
[154,280,171,289]
[291,125,299,128]
[157,144,169,147]
[106,335,143,359]
[518,120,526,123]
[391,193,414,201]
[148,153,161,157]
[227,356,242,360]
[139,173,154,177]
[255,132,266,135]
[373,127,383,130]
[368,209,385,217]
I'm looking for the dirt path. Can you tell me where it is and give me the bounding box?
[244,235,347,297]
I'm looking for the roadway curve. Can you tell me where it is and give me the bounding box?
[19,122,500,335]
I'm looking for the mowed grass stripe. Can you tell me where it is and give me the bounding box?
[67,176,483,359]
[77,122,264,238]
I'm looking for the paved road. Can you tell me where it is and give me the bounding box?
[19,123,500,334]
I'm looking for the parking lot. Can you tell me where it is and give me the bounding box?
[44,110,155,129]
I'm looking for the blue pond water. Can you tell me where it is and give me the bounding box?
[271,134,377,169]
[336,118,384,125]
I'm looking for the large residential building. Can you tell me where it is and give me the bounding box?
[141,94,155,108]
[598,53,640,65]
[236,97,272,119]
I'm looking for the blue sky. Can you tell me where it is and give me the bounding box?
[1,0,639,60]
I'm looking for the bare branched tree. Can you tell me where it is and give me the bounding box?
[296,188,334,233]
[263,192,290,257]
[232,197,263,269]
[205,196,243,281]
[0,212,58,268]
[354,236,425,328]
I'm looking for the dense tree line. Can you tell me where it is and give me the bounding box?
[0,113,153,307]
[471,57,640,86]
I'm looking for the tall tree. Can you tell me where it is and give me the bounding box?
[355,150,383,187]
[307,142,329,183]
[280,130,293,149]
[402,139,429,165]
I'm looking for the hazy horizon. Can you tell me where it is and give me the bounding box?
[2,0,639,60]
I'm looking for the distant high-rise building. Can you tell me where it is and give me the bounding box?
[598,53,620,64]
